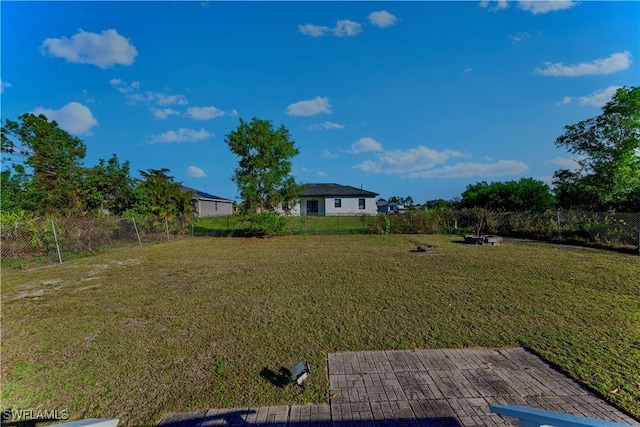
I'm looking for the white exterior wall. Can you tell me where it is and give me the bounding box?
[325,196,377,215]
[281,196,377,216]
[196,199,234,217]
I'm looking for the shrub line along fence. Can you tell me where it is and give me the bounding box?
[1,210,639,270]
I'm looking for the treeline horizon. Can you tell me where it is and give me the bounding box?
[1,87,638,219]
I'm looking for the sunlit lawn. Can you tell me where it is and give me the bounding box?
[1,234,638,426]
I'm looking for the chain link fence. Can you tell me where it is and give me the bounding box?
[1,216,191,270]
[381,209,640,253]
[2,211,638,270]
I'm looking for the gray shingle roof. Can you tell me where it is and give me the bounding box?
[180,186,234,202]
[301,183,378,197]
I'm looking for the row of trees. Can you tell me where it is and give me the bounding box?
[0,113,300,233]
[1,113,193,218]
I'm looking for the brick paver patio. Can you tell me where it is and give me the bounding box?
[158,347,639,427]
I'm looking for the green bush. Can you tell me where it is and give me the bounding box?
[244,212,288,236]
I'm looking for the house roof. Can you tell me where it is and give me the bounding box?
[180,186,234,202]
[301,183,378,197]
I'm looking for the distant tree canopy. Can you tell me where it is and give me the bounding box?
[1,113,192,218]
[459,178,556,212]
[424,199,459,211]
[553,86,639,211]
[387,196,414,206]
[226,117,300,214]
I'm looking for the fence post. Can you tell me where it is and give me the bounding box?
[165,217,170,241]
[51,220,63,264]
[227,215,230,232]
[132,218,142,247]
[557,210,562,241]
[337,215,340,233]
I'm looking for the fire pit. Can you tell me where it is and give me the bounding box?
[464,235,503,245]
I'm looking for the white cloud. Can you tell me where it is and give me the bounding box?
[368,11,397,28]
[149,128,211,144]
[480,0,577,14]
[462,67,473,74]
[549,156,583,171]
[355,146,464,174]
[306,121,345,131]
[110,78,140,94]
[578,86,622,107]
[299,19,363,37]
[40,29,137,69]
[535,51,631,77]
[408,160,529,179]
[556,86,621,107]
[518,0,577,15]
[298,24,331,37]
[478,0,509,12]
[185,106,226,120]
[187,166,207,178]
[0,80,12,93]
[153,108,180,120]
[286,96,331,116]
[148,92,188,106]
[334,20,362,37]
[350,137,383,154]
[317,171,327,177]
[33,102,98,135]
[322,150,339,158]
[555,96,573,106]
[118,88,188,107]
[509,32,531,43]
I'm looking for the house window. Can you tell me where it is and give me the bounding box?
[359,198,366,209]
[335,198,342,208]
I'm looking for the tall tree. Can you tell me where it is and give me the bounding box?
[226,117,300,213]
[1,113,87,215]
[553,86,640,211]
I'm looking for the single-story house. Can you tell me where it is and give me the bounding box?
[181,186,234,217]
[377,201,405,214]
[286,183,379,216]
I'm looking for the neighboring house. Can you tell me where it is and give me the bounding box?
[181,186,234,217]
[377,202,405,214]
[286,183,379,216]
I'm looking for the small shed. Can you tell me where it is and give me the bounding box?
[181,186,234,217]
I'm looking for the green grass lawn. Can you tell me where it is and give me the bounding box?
[1,235,639,426]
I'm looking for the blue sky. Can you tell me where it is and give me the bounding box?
[1,1,638,203]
